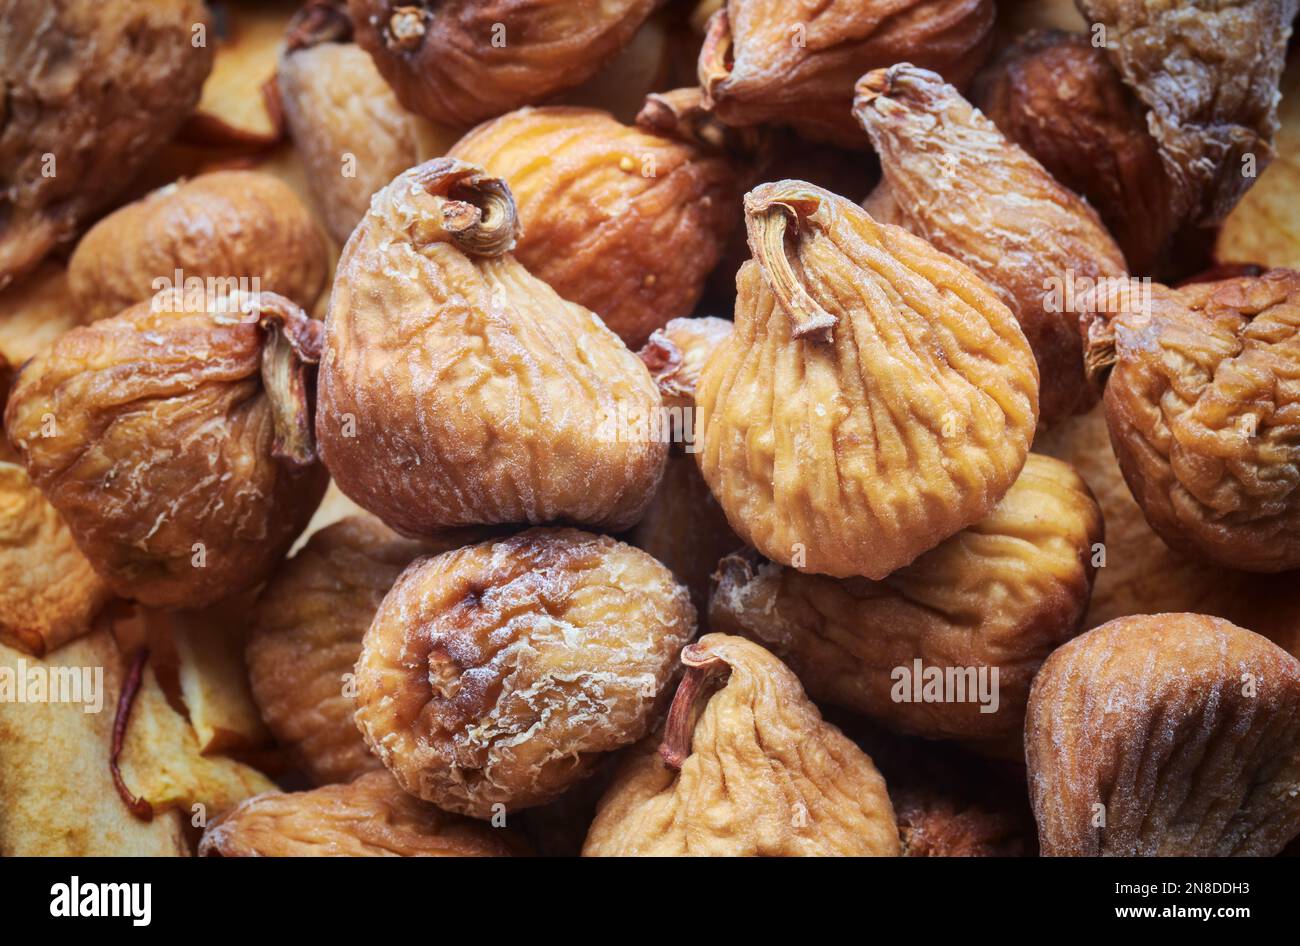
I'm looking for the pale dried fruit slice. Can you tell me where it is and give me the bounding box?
[317,158,668,535]
[582,634,901,856]
[854,64,1128,426]
[697,0,995,148]
[1026,613,1300,856]
[696,179,1038,580]
[709,454,1102,743]
[354,528,695,818]
[67,171,330,324]
[199,771,528,857]
[448,106,740,347]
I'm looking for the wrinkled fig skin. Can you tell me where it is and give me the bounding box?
[68,171,330,325]
[855,65,1128,427]
[972,30,1173,274]
[348,0,656,128]
[199,771,528,857]
[449,107,740,347]
[317,158,668,535]
[696,180,1038,580]
[353,528,696,819]
[1077,0,1294,227]
[582,634,901,856]
[248,516,493,786]
[698,0,994,148]
[3,293,328,609]
[710,454,1101,742]
[1094,272,1300,573]
[0,0,214,288]
[1026,614,1300,856]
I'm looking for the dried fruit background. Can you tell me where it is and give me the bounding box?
[1,0,1299,860]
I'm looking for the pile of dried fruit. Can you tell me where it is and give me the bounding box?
[1,0,1299,860]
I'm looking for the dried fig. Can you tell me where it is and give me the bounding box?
[448,106,740,347]
[698,0,995,148]
[854,64,1128,426]
[199,771,528,857]
[0,263,81,366]
[582,634,901,856]
[1026,613,1300,856]
[971,30,1173,274]
[695,179,1038,580]
[1088,271,1300,572]
[353,528,696,818]
[317,158,667,535]
[347,0,657,128]
[4,292,328,608]
[0,0,214,287]
[709,454,1102,743]
[67,171,330,325]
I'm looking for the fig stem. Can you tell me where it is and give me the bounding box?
[284,0,353,52]
[747,195,837,342]
[697,9,734,108]
[252,293,323,470]
[110,647,154,823]
[658,647,730,770]
[413,158,520,257]
[637,87,758,155]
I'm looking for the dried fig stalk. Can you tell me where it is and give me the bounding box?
[1087,270,1300,572]
[696,180,1038,580]
[0,0,214,288]
[448,106,741,347]
[698,0,995,148]
[317,157,668,535]
[854,64,1128,427]
[1026,613,1300,856]
[353,528,696,818]
[68,171,330,325]
[582,634,901,856]
[4,292,328,608]
[709,454,1102,743]
[199,771,529,857]
[347,0,656,128]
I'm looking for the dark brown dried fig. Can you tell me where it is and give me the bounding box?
[0,0,214,287]
[4,292,327,608]
[317,158,667,536]
[1026,613,1300,856]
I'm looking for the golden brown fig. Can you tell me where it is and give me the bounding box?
[1087,271,1300,572]
[354,528,696,818]
[698,0,994,148]
[582,634,901,856]
[854,64,1128,426]
[972,30,1174,274]
[199,771,528,857]
[4,292,328,608]
[67,171,330,325]
[248,515,491,785]
[449,106,740,347]
[317,158,667,536]
[0,0,214,288]
[1078,0,1294,227]
[1026,613,1300,856]
[709,454,1102,743]
[696,179,1038,580]
[348,0,656,128]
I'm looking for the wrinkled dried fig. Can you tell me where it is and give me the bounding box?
[348,0,656,128]
[449,106,740,347]
[0,0,214,287]
[199,771,528,857]
[972,30,1173,273]
[67,171,329,325]
[698,0,994,148]
[354,528,695,818]
[4,292,328,608]
[582,634,900,856]
[1027,613,1300,856]
[709,454,1102,743]
[854,64,1128,426]
[1087,271,1300,572]
[696,179,1038,580]
[317,158,667,535]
